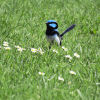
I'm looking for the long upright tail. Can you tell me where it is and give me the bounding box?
[60,24,76,37]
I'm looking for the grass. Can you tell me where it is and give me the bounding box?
[0,0,100,100]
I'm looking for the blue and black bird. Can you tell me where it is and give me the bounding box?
[46,20,76,48]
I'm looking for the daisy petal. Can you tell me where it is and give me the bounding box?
[62,46,68,51]
[4,46,11,50]
[74,53,80,58]
[58,76,64,81]
[3,41,9,47]
[69,70,76,75]
[38,72,45,76]
[65,55,72,60]
[53,49,58,53]
[31,48,38,53]
[38,48,44,55]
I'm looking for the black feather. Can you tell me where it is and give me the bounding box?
[60,24,76,37]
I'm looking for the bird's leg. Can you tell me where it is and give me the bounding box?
[49,41,54,49]
[60,41,62,46]
[49,45,51,49]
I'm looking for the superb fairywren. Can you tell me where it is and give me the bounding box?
[46,20,76,48]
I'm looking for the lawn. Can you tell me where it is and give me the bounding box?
[0,0,100,100]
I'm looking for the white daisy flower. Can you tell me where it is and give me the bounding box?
[62,46,68,51]
[3,41,8,44]
[65,55,72,60]
[58,76,64,81]
[15,46,26,52]
[0,46,1,49]
[74,53,80,58]
[38,48,44,55]
[31,48,38,53]
[69,70,76,75]
[3,41,9,47]
[17,48,24,52]
[15,45,21,49]
[39,51,44,55]
[53,49,58,53]
[3,44,9,47]
[4,46,11,50]
[38,72,45,76]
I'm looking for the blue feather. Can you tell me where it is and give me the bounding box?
[49,23,57,28]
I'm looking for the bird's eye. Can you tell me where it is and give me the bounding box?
[49,24,57,28]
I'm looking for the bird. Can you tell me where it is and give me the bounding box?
[46,20,76,48]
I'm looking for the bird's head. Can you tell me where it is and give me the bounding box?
[46,20,58,30]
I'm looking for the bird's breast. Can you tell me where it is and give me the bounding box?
[46,29,59,36]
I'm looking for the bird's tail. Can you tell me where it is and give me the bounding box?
[60,24,76,37]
